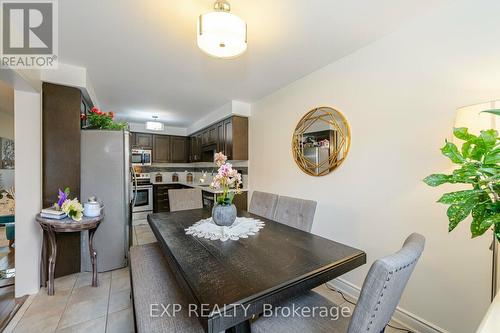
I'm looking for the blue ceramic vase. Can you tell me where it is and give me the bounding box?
[212,203,237,226]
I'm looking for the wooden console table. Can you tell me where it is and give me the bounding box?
[35,214,103,295]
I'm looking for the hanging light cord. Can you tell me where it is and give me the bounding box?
[323,284,415,333]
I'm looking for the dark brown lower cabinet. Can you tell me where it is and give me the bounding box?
[153,184,186,213]
[232,192,248,211]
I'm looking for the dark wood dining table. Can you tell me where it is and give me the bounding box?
[148,209,366,333]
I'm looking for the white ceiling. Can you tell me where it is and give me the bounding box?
[59,0,448,127]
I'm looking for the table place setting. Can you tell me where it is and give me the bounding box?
[185,216,265,241]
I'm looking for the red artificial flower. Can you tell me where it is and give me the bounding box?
[91,107,99,114]
[80,114,87,120]
[109,111,114,119]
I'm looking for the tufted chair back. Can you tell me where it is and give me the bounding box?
[249,191,279,220]
[347,233,425,333]
[273,195,317,232]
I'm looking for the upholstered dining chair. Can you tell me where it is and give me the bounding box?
[251,233,425,333]
[273,195,317,232]
[168,188,203,212]
[249,191,279,220]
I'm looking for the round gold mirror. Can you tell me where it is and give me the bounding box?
[292,107,351,176]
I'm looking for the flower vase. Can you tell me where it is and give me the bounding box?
[212,203,237,226]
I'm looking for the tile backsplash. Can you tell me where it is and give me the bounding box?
[140,161,249,187]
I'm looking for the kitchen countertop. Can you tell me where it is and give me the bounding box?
[151,181,249,194]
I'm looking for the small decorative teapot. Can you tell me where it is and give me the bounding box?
[83,197,104,217]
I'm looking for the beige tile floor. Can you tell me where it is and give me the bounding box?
[6,225,157,333]
[7,224,410,333]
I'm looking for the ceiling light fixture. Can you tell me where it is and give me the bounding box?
[145,116,164,131]
[197,0,247,59]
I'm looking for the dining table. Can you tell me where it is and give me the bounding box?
[148,208,366,333]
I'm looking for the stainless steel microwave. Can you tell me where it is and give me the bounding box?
[131,149,152,166]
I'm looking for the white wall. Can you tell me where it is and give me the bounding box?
[14,89,42,297]
[187,101,251,134]
[249,1,500,332]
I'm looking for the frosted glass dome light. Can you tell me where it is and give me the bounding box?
[197,1,247,59]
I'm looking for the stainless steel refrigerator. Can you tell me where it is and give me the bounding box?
[303,147,330,175]
[81,130,132,272]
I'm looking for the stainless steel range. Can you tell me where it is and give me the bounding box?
[132,173,153,222]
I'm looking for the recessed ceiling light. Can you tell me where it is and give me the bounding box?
[197,0,247,59]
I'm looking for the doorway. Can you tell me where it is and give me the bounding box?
[0,79,22,330]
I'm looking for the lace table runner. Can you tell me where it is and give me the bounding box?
[185,217,265,241]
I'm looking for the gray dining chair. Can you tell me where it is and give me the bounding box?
[249,191,279,220]
[252,233,425,333]
[168,188,203,212]
[273,195,317,232]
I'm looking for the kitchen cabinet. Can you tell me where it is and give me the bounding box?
[202,125,217,146]
[232,191,248,211]
[132,133,153,149]
[132,115,248,164]
[223,118,233,160]
[217,121,225,152]
[189,115,248,161]
[170,136,188,163]
[153,135,170,163]
[191,133,202,162]
[153,184,187,213]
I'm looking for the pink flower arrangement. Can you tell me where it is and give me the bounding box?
[211,152,242,205]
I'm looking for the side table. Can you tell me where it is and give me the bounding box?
[35,214,103,295]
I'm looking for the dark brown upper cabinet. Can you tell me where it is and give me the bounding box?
[201,125,217,146]
[153,135,171,163]
[189,116,248,161]
[133,115,247,164]
[217,121,225,152]
[170,136,189,163]
[221,116,248,160]
[132,133,153,149]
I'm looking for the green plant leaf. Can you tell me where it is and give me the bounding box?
[441,141,464,164]
[438,189,482,204]
[451,164,479,184]
[481,109,500,117]
[495,223,500,242]
[453,127,476,141]
[423,174,452,187]
[471,204,493,237]
[479,129,498,149]
[447,199,476,232]
[461,141,474,158]
[479,213,500,229]
[470,143,487,161]
[484,148,500,164]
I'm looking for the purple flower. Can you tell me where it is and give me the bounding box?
[57,189,68,208]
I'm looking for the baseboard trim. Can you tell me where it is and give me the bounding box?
[327,278,450,333]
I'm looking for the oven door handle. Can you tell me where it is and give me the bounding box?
[131,167,138,207]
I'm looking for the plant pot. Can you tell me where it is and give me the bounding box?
[212,203,237,226]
